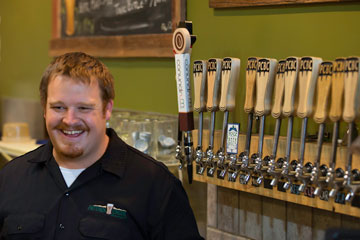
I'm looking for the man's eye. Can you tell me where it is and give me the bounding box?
[51,106,65,111]
[79,106,92,111]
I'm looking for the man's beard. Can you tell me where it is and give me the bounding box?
[52,122,88,159]
[56,142,84,159]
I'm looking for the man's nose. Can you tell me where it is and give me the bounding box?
[62,109,79,125]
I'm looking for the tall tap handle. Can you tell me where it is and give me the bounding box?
[207,58,222,112]
[255,58,278,117]
[173,22,196,132]
[329,58,346,122]
[314,62,333,124]
[282,57,300,117]
[244,57,259,113]
[219,58,241,112]
[193,60,208,113]
[271,60,286,119]
[343,57,360,123]
[297,56,323,119]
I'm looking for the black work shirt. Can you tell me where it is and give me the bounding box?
[0,128,203,240]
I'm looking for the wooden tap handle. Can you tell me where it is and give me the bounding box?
[244,57,258,113]
[343,57,360,123]
[193,60,208,113]
[282,57,300,117]
[206,58,222,112]
[271,60,286,119]
[219,58,241,112]
[255,58,278,116]
[329,58,346,122]
[296,56,323,119]
[314,62,333,124]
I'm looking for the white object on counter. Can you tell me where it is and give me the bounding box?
[0,140,41,161]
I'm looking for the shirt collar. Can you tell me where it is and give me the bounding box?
[27,128,128,178]
[100,128,128,178]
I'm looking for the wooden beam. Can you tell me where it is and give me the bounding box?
[209,0,360,8]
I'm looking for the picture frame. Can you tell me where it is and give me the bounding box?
[50,0,185,58]
[209,0,359,8]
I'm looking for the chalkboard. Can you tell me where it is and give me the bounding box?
[50,0,185,57]
[61,0,173,37]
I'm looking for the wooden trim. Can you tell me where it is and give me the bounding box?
[51,0,60,39]
[209,0,360,8]
[50,34,173,58]
[50,0,185,58]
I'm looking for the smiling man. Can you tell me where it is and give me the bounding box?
[0,52,203,239]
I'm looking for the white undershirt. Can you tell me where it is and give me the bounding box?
[59,166,86,187]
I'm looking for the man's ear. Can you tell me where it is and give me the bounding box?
[105,100,113,121]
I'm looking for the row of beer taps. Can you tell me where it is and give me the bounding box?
[191,56,360,204]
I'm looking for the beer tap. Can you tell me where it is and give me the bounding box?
[193,60,208,175]
[173,21,197,183]
[342,56,360,202]
[216,58,241,179]
[238,57,259,184]
[326,58,346,199]
[252,58,278,186]
[293,56,323,193]
[175,122,185,169]
[272,57,300,189]
[204,58,222,177]
[265,60,286,186]
[310,62,333,196]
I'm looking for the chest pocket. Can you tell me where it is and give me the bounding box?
[2,213,45,239]
[79,215,131,240]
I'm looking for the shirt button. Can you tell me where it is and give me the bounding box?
[65,192,69,197]
[59,223,65,230]
[17,225,22,231]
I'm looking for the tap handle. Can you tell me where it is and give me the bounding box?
[219,58,241,112]
[282,57,300,117]
[193,60,208,113]
[255,58,278,117]
[343,56,360,123]
[244,57,259,113]
[297,56,323,119]
[271,60,286,119]
[173,22,196,132]
[329,58,346,122]
[207,58,222,112]
[314,62,333,124]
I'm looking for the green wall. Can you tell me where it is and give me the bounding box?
[1,1,360,137]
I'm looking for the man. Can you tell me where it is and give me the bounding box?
[0,52,203,239]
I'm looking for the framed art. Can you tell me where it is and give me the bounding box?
[50,0,185,57]
[209,0,359,8]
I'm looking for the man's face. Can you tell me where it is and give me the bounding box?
[44,75,113,165]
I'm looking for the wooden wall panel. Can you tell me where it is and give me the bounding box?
[286,203,313,239]
[217,187,240,234]
[207,183,218,228]
[312,209,341,240]
[239,192,262,240]
[262,197,286,240]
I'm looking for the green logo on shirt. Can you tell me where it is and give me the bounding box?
[88,204,127,219]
